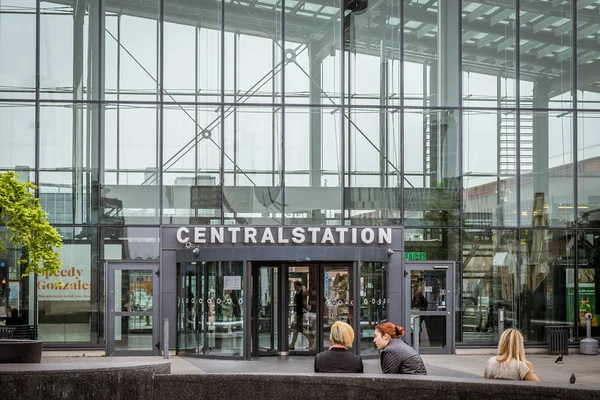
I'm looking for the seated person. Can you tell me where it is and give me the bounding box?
[6,308,27,326]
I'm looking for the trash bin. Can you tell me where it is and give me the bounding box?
[546,325,570,355]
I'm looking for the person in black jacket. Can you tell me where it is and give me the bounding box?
[373,322,427,375]
[314,321,363,373]
[289,281,313,350]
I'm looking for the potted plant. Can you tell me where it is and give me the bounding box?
[0,171,63,363]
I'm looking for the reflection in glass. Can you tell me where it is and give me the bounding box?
[255,266,279,354]
[520,111,573,227]
[322,265,352,350]
[177,261,244,357]
[520,0,572,109]
[462,1,516,106]
[404,110,459,226]
[410,315,447,349]
[577,3,600,109]
[404,1,459,108]
[114,316,153,351]
[360,262,387,356]
[463,110,517,227]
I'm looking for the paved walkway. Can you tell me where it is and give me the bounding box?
[41,352,600,386]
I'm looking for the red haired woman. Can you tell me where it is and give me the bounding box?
[373,322,427,375]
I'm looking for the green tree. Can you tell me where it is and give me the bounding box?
[0,171,62,276]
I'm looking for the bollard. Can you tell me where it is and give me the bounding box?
[413,316,420,354]
[163,318,170,359]
[497,309,504,338]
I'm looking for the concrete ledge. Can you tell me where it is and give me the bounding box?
[153,373,600,400]
[0,361,170,400]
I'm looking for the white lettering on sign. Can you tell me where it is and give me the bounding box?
[175,227,394,245]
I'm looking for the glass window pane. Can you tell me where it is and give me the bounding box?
[164,5,221,104]
[577,112,600,221]
[225,2,280,104]
[39,103,99,225]
[207,261,244,357]
[404,109,459,226]
[0,103,35,172]
[463,1,516,105]
[284,1,341,105]
[105,2,159,101]
[463,110,517,227]
[38,238,101,345]
[461,229,516,344]
[577,3,600,109]
[405,0,460,108]
[520,0,573,109]
[40,2,101,100]
[360,261,387,356]
[345,108,401,225]
[519,229,574,342]
[574,231,600,342]
[520,111,573,227]
[346,1,400,107]
[102,227,159,261]
[103,103,160,224]
[162,105,222,225]
[285,107,341,225]
[223,106,282,225]
[0,1,36,99]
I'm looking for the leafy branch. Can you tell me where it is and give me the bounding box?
[0,171,63,276]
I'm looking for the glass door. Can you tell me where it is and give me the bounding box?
[107,263,159,355]
[322,264,353,349]
[404,262,454,354]
[252,264,279,355]
[178,262,204,354]
[286,265,317,354]
[177,261,244,357]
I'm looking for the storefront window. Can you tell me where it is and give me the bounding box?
[37,228,102,344]
[359,262,386,356]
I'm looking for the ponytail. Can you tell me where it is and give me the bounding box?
[375,322,405,339]
[395,326,405,337]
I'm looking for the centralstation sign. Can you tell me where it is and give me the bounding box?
[176,226,394,246]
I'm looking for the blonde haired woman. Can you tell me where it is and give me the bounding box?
[314,321,363,373]
[484,328,540,381]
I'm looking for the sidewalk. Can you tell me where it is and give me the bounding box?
[41,352,600,386]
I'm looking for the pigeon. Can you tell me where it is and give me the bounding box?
[570,373,576,384]
[555,354,563,364]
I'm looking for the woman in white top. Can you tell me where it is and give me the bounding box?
[484,328,540,381]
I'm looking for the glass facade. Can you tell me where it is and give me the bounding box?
[2,0,600,349]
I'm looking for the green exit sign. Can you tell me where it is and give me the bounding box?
[405,252,427,261]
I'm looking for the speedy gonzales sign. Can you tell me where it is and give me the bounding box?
[37,244,91,301]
